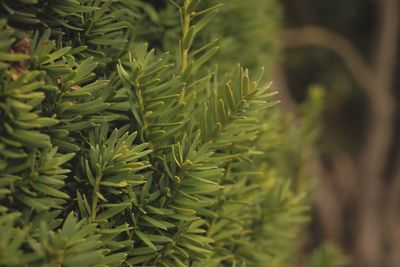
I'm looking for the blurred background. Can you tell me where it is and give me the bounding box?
[275,1,400,267]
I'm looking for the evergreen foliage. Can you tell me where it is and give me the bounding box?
[304,243,349,267]
[0,0,314,266]
[132,0,281,74]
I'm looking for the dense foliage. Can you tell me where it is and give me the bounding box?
[0,0,314,266]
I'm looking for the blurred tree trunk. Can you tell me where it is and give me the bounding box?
[277,0,400,266]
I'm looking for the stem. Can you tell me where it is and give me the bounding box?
[134,80,150,144]
[181,0,191,73]
[91,174,101,221]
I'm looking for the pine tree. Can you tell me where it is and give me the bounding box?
[0,1,314,266]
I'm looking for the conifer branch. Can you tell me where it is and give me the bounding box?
[0,1,312,266]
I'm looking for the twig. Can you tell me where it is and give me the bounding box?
[281,25,374,94]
